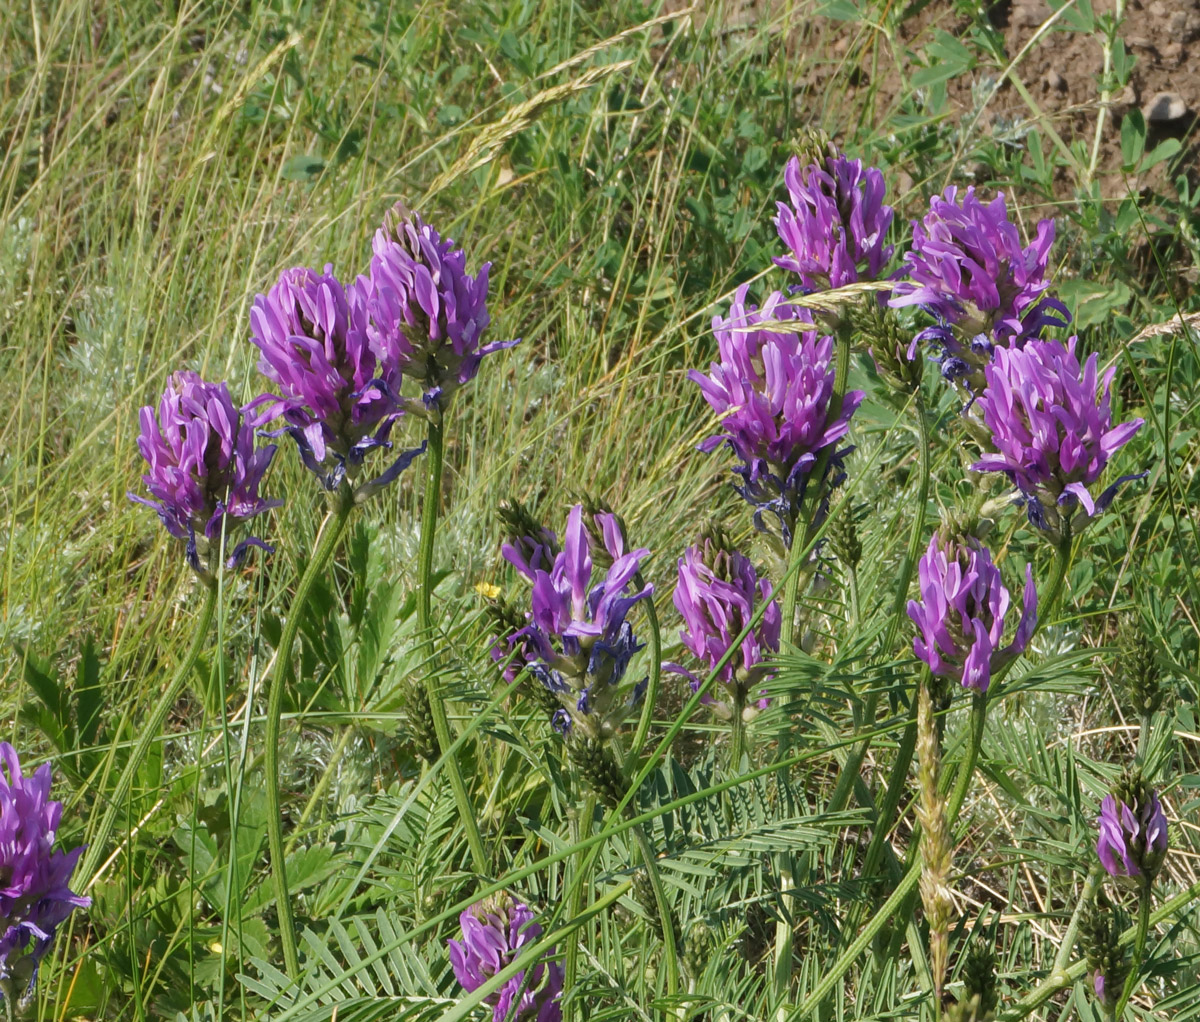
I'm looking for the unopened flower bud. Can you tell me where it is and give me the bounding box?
[1079,890,1128,1013]
[829,507,862,570]
[1118,614,1164,716]
[568,738,627,811]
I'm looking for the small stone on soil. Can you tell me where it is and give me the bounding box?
[1043,69,1067,92]
[1143,91,1189,122]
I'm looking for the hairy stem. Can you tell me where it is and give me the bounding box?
[81,580,218,885]
[265,490,354,977]
[418,418,488,875]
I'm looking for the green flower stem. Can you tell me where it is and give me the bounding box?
[1114,879,1153,1019]
[772,860,795,1020]
[827,389,931,870]
[770,328,852,1002]
[418,418,488,875]
[564,793,596,1022]
[780,318,853,644]
[1052,867,1101,978]
[1003,877,1200,1021]
[80,579,217,884]
[631,571,661,759]
[632,823,680,1002]
[265,488,354,978]
[786,861,922,1020]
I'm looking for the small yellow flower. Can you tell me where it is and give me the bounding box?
[475,582,502,600]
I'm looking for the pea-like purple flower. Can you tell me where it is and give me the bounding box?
[249,264,424,497]
[907,534,1036,693]
[691,286,864,547]
[129,371,279,574]
[890,187,1068,386]
[774,153,895,291]
[503,505,651,739]
[971,337,1145,536]
[1096,781,1168,879]
[668,537,781,720]
[448,894,562,1022]
[1093,972,1116,1011]
[363,204,518,413]
[0,744,90,1007]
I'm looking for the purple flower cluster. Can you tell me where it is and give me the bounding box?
[971,337,1144,535]
[907,534,1037,693]
[691,285,864,546]
[774,153,895,291]
[502,505,652,739]
[890,187,1068,385]
[248,205,515,495]
[669,538,781,719]
[364,204,517,412]
[1096,784,1168,879]
[129,371,279,573]
[249,264,425,496]
[448,894,562,1022]
[0,745,90,1005]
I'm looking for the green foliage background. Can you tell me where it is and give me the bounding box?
[1,0,1198,1019]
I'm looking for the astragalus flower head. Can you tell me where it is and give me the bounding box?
[250,264,424,498]
[669,532,781,720]
[890,187,1068,387]
[691,285,864,547]
[1096,774,1168,879]
[0,745,90,1006]
[364,204,517,413]
[774,152,894,291]
[129,371,279,574]
[504,505,651,740]
[971,337,1144,536]
[907,533,1036,693]
[448,894,563,1022]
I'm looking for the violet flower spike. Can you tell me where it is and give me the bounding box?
[971,336,1145,536]
[364,204,518,414]
[1096,785,1168,879]
[774,152,895,291]
[448,894,562,1022]
[129,371,279,574]
[512,505,652,739]
[907,534,1036,693]
[249,263,423,497]
[889,187,1069,387]
[668,540,781,720]
[0,744,90,1007]
[691,285,864,546]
